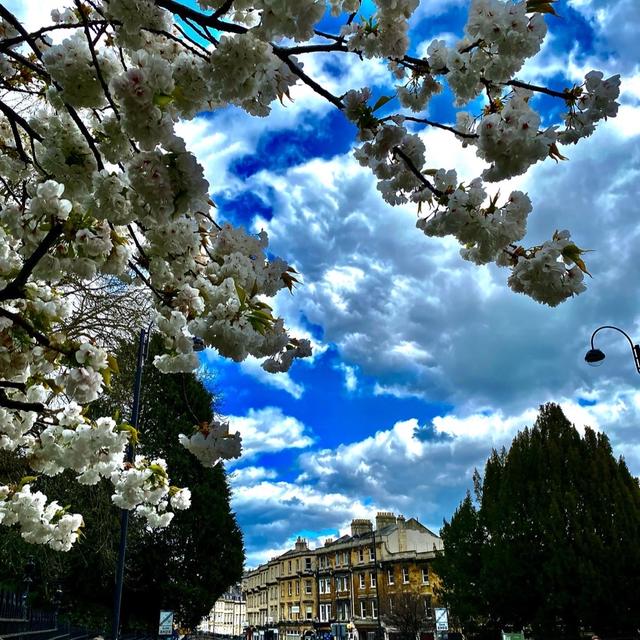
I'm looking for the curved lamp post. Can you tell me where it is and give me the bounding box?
[584,325,640,374]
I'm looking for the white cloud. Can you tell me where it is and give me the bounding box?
[238,356,306,399]
[233,393,640,565]
[230,465,279,484]
[5,0,62,32]
[228,406,314,460]
[567,0,640,73]
[336,363,359,392]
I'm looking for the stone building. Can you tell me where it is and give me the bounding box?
[199,586,247,637]
[242,514,442,640]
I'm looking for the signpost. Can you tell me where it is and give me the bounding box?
[159,610,174,636]
[434,609,448,632]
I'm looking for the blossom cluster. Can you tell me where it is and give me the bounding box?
[178,418,242,468]
[0,484,83,551]
[111,457,191,529]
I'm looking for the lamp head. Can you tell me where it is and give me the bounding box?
[585,348,606,366]
[192,336,206,352]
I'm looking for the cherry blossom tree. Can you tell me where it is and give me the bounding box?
[0,0,620,550]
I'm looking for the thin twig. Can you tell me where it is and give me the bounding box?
[393,147,443,198]
[0,222,63,302]
[392,115,479,140]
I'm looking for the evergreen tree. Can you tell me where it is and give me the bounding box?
[437,403,640,639]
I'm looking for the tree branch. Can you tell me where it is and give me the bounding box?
[0,390,45,413]
[393,147,443,198]
[0,306,70,356]
[394,115,479,140]
[0,222,63,302]
[503,79,569,100]
[273,49,344,110]
[153,0,248,34]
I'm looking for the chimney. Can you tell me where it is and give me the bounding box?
[397,515,407,552]
[375,512,396,531]
[324,537,334,546]
[350,519,373,537]
[294,536,308,551]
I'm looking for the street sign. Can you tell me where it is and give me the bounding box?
[159,610,174,636]
[434,608,449,632]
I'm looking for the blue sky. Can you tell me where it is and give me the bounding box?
[11,0,640,567]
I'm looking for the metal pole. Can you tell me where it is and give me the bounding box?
[112,328,148,640]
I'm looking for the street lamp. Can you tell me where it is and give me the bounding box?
[111,328,207,640]
[584,325,640,374]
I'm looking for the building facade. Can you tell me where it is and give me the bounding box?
[199,586,247,638]
[242,513,443,640]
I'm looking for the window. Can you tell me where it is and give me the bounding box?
[370,572,376,587]
[387,569,394,585]
[296,559,300,571]
[388,598,393,613]
[296,581,300,595]
[343,551,349,565]
[320,604,332,623]
[288,560,292,573]
[422,568,429,584]
[424,597,433,618]
[305,557,312,571]
[402,567,410,583]
[358,548,365,562]
[371,601,378,618]
[281,585,285,597]
[359,573,365,589]
[337,602,350,621]
[305,580,312,595]
[306,606,313,620]
[288,582,292,596]
[335,552,340,566]
[368,547,374,561]
[360,601,367,618]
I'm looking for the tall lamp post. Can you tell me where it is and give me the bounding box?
[111,328,206,640]
[584,325,640,374]
[111,328,150,640]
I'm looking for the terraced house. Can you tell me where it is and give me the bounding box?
[242,513,443,640]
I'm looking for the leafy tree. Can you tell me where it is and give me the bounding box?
[432,492,483,634]
[436,403,640,639]
[0,335,244,632]
[382,591,433,640]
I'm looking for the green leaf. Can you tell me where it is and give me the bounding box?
[153,93,174,108]
[372,94,394,112]
[19,475,38,489]
[117,423,139,446]
[107,353,119,374]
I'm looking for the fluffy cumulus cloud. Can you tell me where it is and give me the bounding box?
[233,478,375,566]
[232,391,640,564]
[234,119,638,413]
[228,406,315,460]
[567,0,640,73]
